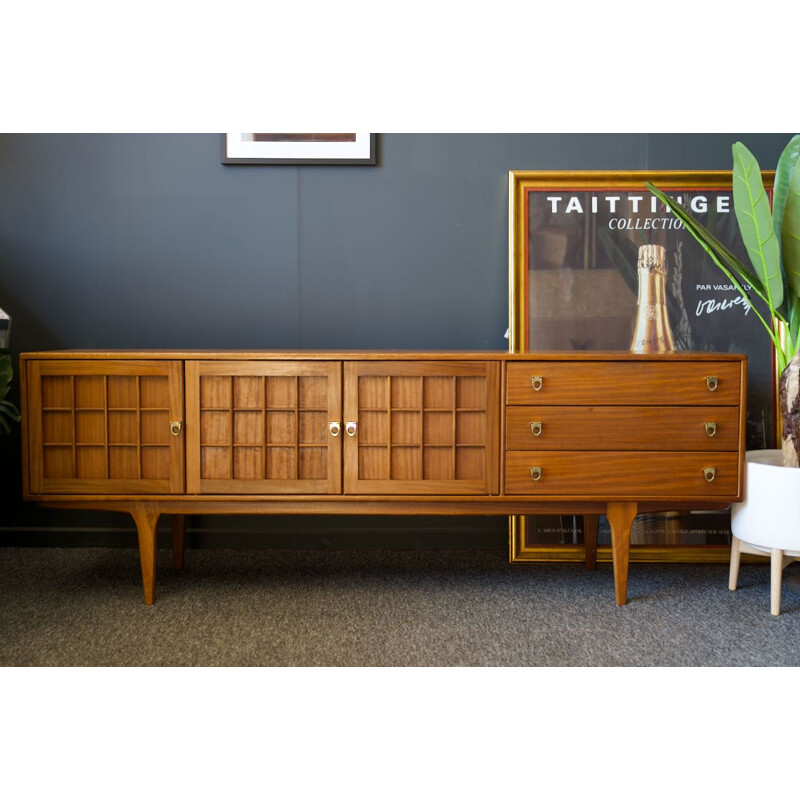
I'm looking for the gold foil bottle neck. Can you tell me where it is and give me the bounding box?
[630,244,675,353]
[637,244,667,274]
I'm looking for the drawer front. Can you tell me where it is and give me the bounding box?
[505,406,740,451]
[506,362,741,406]
[505,451,739,497]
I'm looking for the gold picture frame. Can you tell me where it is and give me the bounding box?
[508,170,776,564]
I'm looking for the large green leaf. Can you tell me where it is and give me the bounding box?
[0,350,13,403]
[732,142,783,309]
[645,182,768,302]
[646,181,783,359]
[782,154,800,303]
[772,134,800,245]
[0,400,21,432]
[0,350,20,432]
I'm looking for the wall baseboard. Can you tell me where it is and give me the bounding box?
[0,519,509,551]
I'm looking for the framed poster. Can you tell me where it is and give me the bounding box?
[221,133,376,165]
[508,170,777,563]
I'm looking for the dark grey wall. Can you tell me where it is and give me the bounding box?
[0,133,792,548]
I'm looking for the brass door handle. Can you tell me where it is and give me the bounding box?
[704,467,716,482]
[345,421,358,437]
[704,422,717,437]
[170,420,182,436]
[329,421,341,437]
[706,376,718,392]
[531,376,544,392]
[530,467,542,481]
[530,422,543,436]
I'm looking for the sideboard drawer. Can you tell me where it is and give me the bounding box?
[505,406,740,451]
[504,451,739,497]
[506,361,741,406]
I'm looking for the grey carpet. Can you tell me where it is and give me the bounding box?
[1,547,799,666]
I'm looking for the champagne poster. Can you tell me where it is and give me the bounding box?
[520,182,774,548]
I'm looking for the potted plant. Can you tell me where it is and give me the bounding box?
[647,136,800,613]
[646,136,799,466]
[0,348,21,435]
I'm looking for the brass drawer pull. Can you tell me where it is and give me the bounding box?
[531,376,544,391]
[706,376,718,392]
[703,467,716,482]
[704,422,717,437]
[530,466,542,481]
[345,421,358,437]
[530,421,543,437]
[329,421,341,437]
[170,420,182,436]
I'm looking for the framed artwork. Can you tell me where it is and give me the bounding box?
[508,170,777,563]
[221,133,376,165]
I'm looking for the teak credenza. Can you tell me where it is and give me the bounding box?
[19,351,748,606]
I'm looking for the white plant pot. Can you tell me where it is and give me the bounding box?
[731,449,800,551]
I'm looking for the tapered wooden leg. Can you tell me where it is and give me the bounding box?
[771,548,783,616]
[584,514,599,571]
[607,502,637,606]
[728,536,741,591]
[132,504,160,605]
[172,515,186,571]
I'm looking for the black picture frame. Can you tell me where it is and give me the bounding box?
[221,133,377,166]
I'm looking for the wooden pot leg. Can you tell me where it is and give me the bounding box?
[584,514,599,571]
[771,548,784,616]
[172,515,187,571]
[131,504,160,605]
[607,502,638,606]
[728,536,741,591]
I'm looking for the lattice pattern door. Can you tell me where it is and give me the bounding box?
[186,361,342,494]
[26,360,184,494]
[343,361,500,495]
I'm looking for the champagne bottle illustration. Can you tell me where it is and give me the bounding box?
[630,244,676,353]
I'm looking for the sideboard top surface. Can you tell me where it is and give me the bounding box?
[19,350,748,363]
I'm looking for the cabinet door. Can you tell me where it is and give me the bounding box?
[26,360,184,495]
[343,361,500,495]
[186,361,342,494]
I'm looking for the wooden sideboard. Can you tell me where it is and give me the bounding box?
[19,350,747,606]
